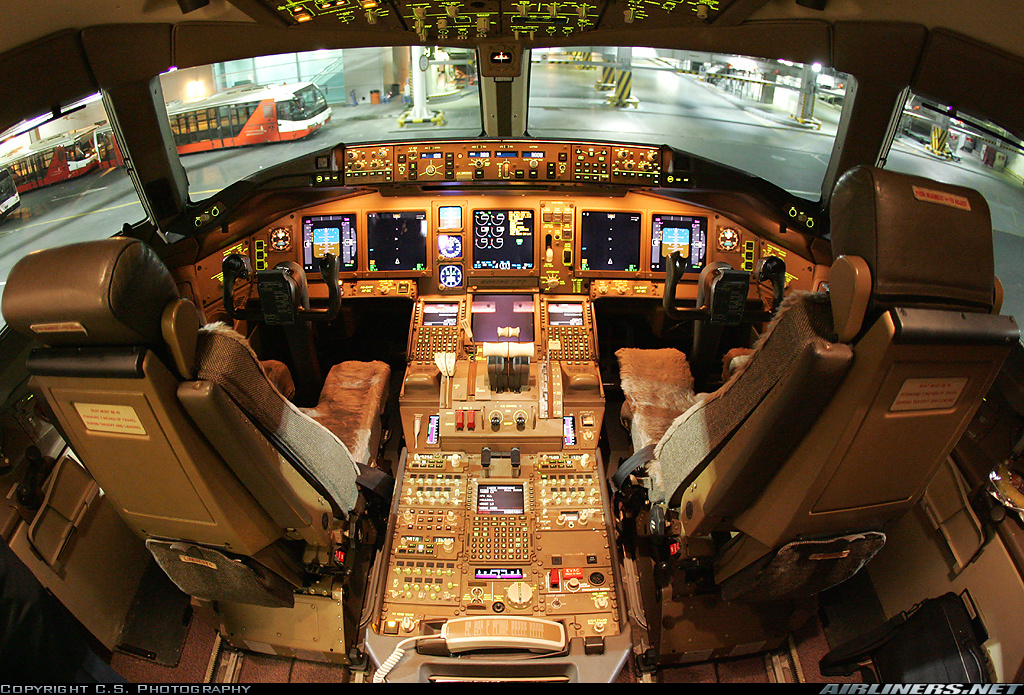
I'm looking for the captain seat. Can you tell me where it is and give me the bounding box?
[617,166,1019,606]
[1,237,390,612]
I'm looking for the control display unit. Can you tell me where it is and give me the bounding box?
[477,483,526,514]
[302,214,357,273]
[579,211,641,273]
[547,302,584,326]
[651,214,708,273]
[472,210,535,271]
[366,211,428,272]
[422,302,460,326]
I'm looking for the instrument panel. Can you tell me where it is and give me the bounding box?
[205,192,815,305]
[191,140,818,313]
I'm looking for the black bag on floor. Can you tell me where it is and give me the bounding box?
[820,591,991,683]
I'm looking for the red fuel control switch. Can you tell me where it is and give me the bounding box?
[456,409,465,431]
[467,410,476,430]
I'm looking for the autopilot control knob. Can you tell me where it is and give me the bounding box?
[490,412,502,431]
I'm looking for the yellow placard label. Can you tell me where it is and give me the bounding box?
[73,403,147,435]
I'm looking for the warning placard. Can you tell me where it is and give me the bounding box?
[73,403,147,435]
[890,377,968,412]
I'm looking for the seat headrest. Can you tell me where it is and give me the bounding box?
[1,237,179,347]
[830,166,994,312]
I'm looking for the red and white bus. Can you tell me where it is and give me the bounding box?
[0,167,19,220]
[166,82,332,155]
[0,129,99,193]
[93,125,125,170]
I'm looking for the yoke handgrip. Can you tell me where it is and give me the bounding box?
[222,253,253,321]
[756,255,786,312]
[311,252,341,322]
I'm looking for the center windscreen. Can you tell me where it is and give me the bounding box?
[579,211,641,272]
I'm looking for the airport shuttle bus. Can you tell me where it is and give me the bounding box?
[0,0,1023,686]
[0,129,98,192]
[0,166,18,220]
[167,82,332,155]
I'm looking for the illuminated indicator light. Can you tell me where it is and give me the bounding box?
[360,0,378,7]
[291,7,313,21]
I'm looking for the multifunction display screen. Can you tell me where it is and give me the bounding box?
[472,210,534,270]
[477,484,525,515]
[302,214,357,273]
[651,214,708,273]
[579,211,641,272]
[471,294,535,343]
[366,211,427,271]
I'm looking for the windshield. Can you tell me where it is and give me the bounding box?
[158,47,482,200]
[528,47,852,199]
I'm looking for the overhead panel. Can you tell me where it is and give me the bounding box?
[246,0,733,41]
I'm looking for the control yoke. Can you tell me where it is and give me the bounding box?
[662,250,785,326]
[222,253,341,324]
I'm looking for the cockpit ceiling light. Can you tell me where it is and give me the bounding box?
[291,7,314,21]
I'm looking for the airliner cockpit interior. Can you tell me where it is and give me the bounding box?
[1,0,1023,684]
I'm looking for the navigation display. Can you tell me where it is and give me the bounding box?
[477,483,525,515]
[548,302,584,326]
[472,210,534,270]
[471,294,535,343]
[651,214,707,273]
[579,211,641,272]
[422,302,460,326]
[367,211,427,272]
[302,214,357,273]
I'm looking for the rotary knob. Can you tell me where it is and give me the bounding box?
[506,581,534,609]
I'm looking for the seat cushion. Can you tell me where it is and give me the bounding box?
[616,347,700,450]
[303,360,391,466]
[260,360,296,400]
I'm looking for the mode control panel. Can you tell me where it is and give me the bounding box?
[376,451,620,641]
[342,140,662,186]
